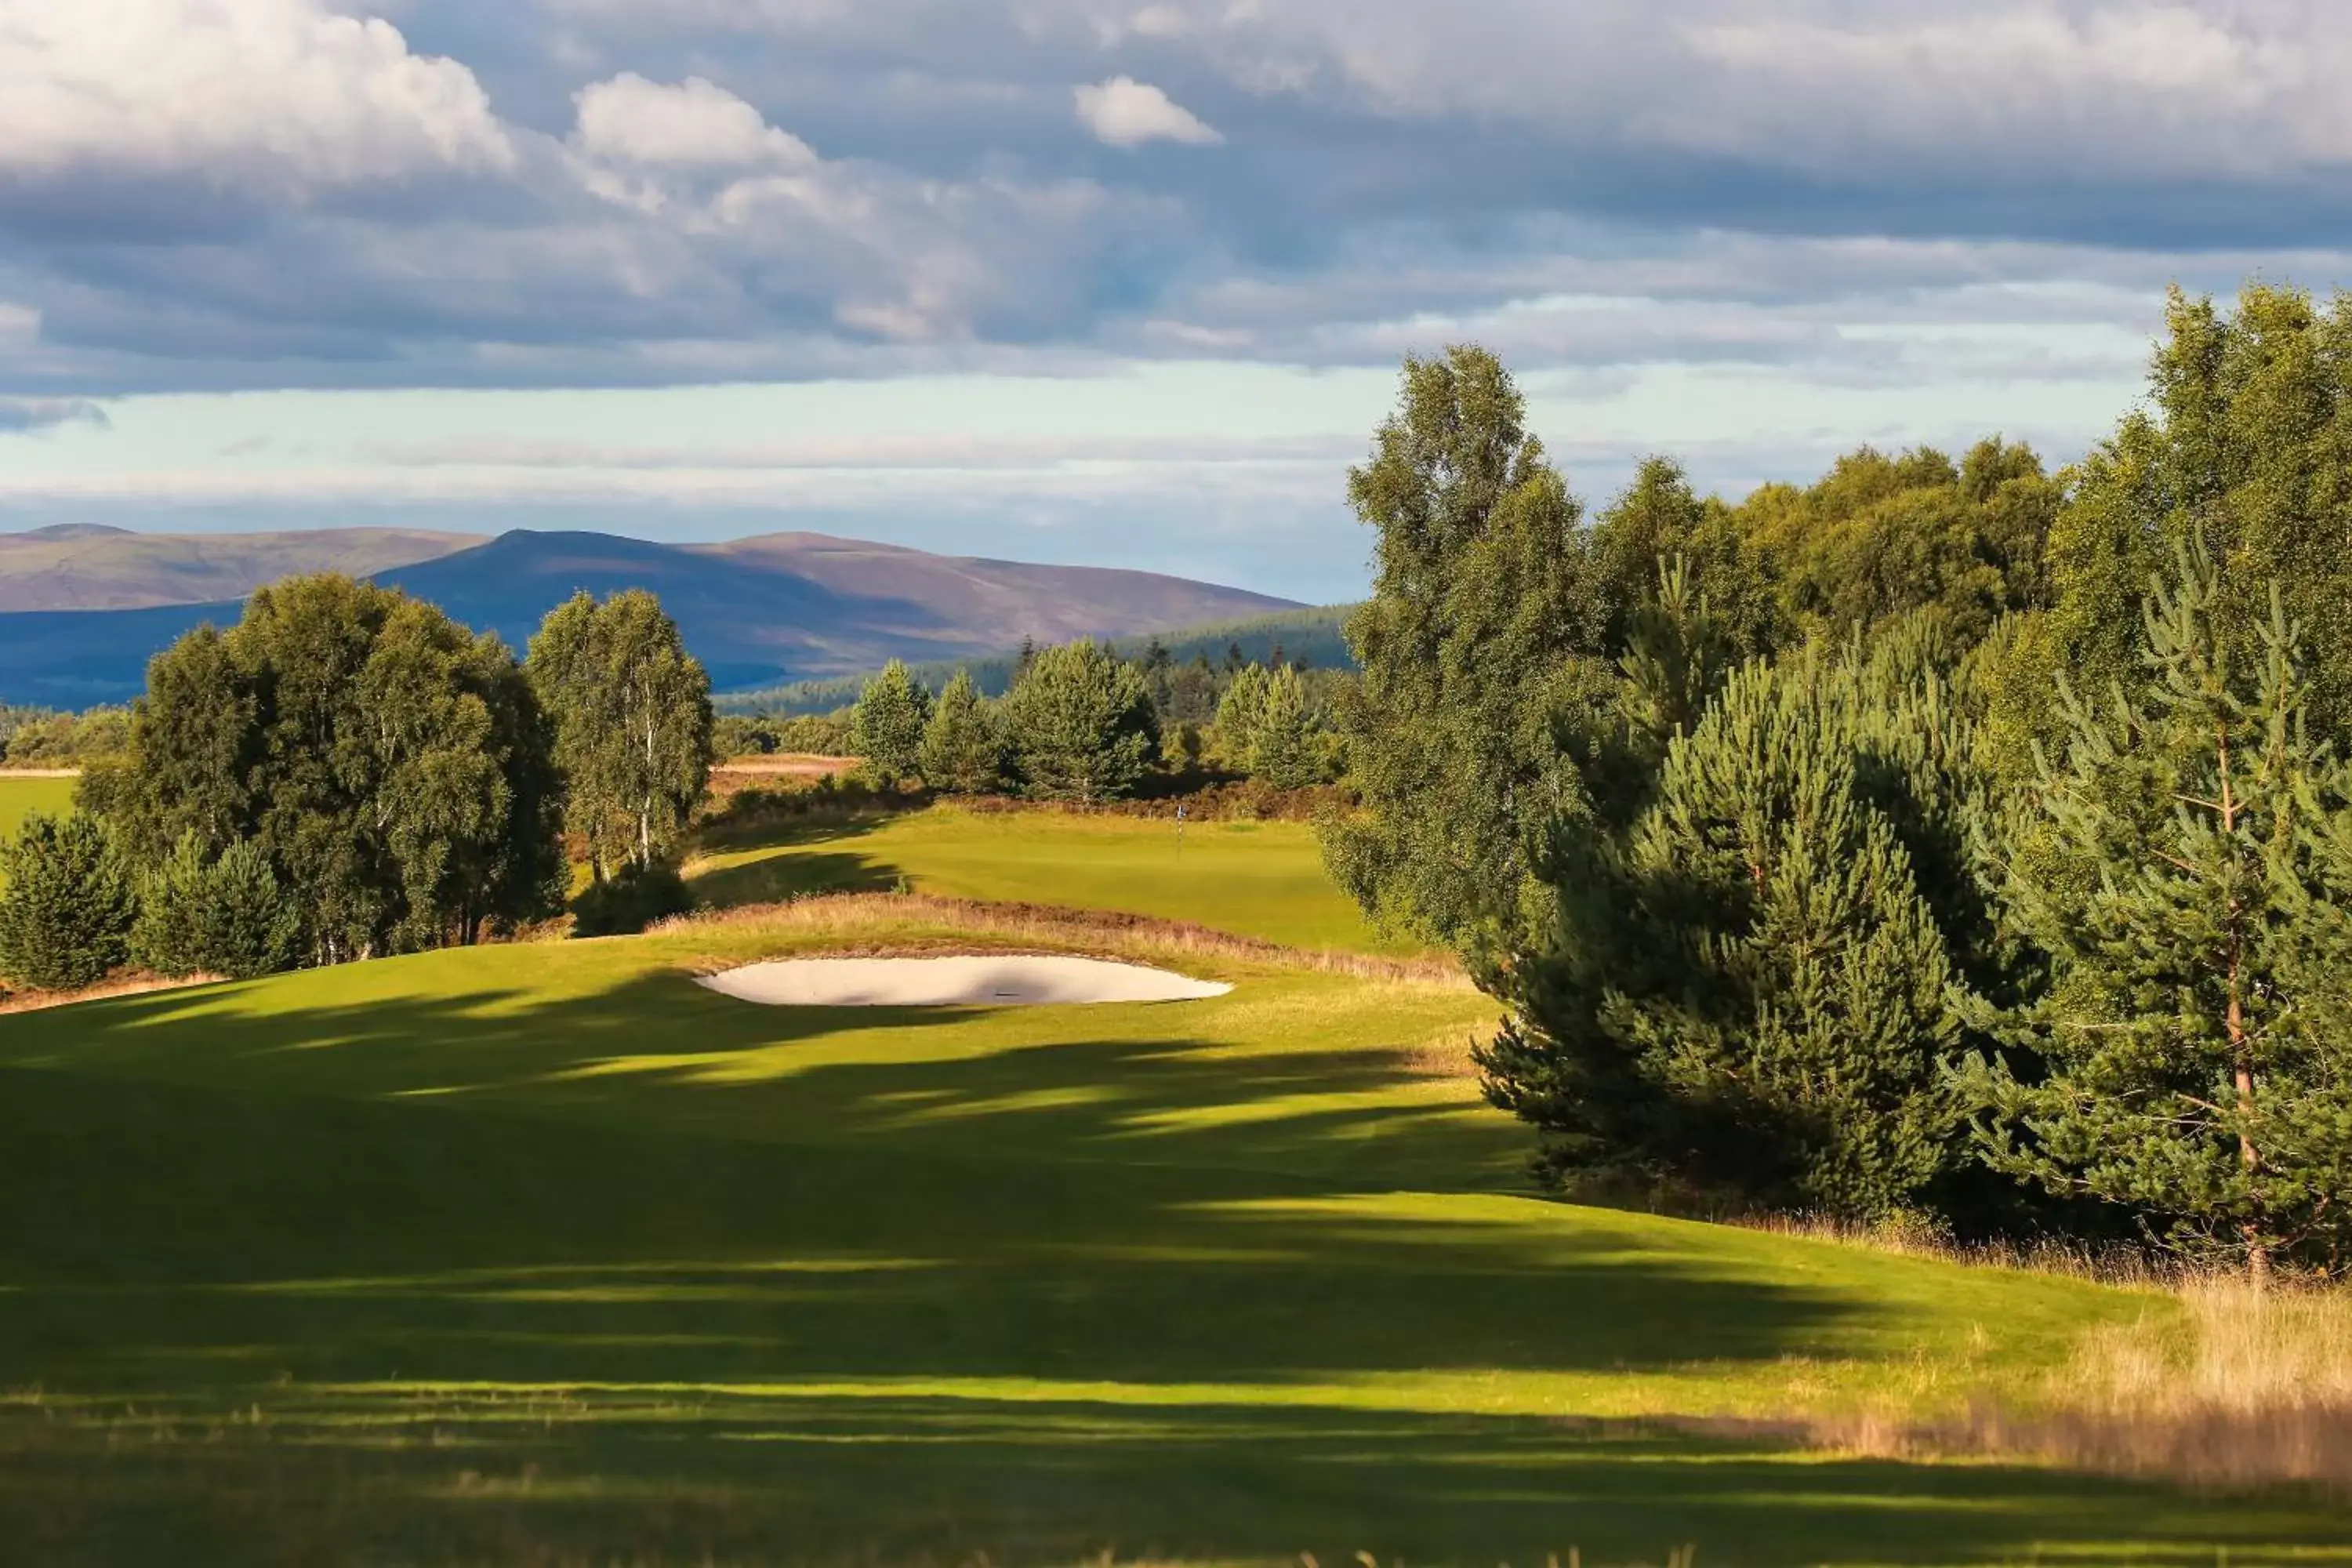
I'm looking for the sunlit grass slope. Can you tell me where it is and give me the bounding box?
[0,773,77,892]
[2,900,2346,1563]
[0,771,75,841]
[688,804,1407,954]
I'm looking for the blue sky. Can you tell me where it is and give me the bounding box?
[2,2,2346,602]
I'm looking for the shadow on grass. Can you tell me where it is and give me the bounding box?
[689,809,911,909]
[2,978,2350,1561]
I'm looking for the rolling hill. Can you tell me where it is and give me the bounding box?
[0,524,482,612]
[0,527,1299,706]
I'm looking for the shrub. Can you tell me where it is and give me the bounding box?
[132,835,299,980]
[571,861,696,938]
[0,811,138,992]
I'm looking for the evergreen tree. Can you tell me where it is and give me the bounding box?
[527,590,713,881]
[1486,639,2005,1219]
[1002,640,1158,803]
[918,670,1005,794]
[0,811,137,993]
[1966,542,2352,1276]
[852,660,934,788]
[132,835,298,981]
[1249,664,1323,789]
[1212,662,1272,771]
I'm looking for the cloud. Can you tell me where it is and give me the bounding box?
[0,0,2345,403]
[0,397,108,434]
[1074,77,1223,147]
[0,0,514,200]
[572,74,816,169]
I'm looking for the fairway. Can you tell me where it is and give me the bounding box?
[2,898,2347,1562]
[0,771,76,842]
[689,804,1411,953]
[0,772,78,891]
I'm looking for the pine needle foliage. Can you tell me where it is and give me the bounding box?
[852,659,934,788]
[0,811,137,992]
[132,834,299,981]
[1487,632,2008,1219]
[918,671,1007,794]
[1964,539,2352,1277]
[1001,640,1159,804]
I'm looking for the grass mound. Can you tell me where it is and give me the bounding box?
[686,803,1408,955]
[2,896,2347,1561]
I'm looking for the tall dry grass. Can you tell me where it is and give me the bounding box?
[1813,1278,2352,1498]
[659,890,1473,989]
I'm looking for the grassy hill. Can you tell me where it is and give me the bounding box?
[0,524,481,612]
[687,804,1396,953]
[2,805,2349,1559]
[0,773,76,891]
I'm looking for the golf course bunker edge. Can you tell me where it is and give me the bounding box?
[697,954,1234,1007]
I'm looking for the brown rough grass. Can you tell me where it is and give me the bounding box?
[1809,1279,2352,1498]
[0,971,223,1015]
[656,889,1474,989]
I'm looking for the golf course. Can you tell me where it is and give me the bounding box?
[1,782,2347,1563]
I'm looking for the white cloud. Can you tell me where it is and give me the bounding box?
[1074,76,1222,147]
[0,0,514,194]
[572,74,816,169]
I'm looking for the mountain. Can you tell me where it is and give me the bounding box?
[0,528,1301,707]
[0,525,484,612]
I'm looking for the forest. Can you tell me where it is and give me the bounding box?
[1330,283,2352,1278]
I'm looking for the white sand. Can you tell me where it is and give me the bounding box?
[697,954,1233,1007]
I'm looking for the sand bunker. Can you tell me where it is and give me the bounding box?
[697,954,1233,1007]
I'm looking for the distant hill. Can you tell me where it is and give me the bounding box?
[719,604,1357,715]
[0,525,483,612]
[0,528,1301,707]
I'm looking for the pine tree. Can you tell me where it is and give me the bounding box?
[1486,639,2002,1218]
[852,660,934,789]
[918,671,1006,794]
[132,835,298,980]
[1249,665,1323,789]
[1002,641,1158,804]
[1212,663,1272,771]
[1965,540,2352,1276]
[0,811,137,993]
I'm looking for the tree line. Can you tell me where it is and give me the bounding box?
[0,579,713,993]
[843,637,1348,801]
[1329,283,2352,1279]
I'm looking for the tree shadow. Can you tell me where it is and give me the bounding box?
[2,975,2347,1562]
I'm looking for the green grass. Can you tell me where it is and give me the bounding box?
[0,771,76,841]
[690,804,1410,953]
[0,772,77,891]
[1,904,2347,1562]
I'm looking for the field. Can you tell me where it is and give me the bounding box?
[0,771,77,841]
[689,804,1405,953]
[1,809,2349,1561]
[0,772,78,889]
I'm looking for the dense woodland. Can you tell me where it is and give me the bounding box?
[7,281,2351,1276]
[1330,283,2352,1276]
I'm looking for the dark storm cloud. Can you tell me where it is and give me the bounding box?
[5,0,2350,394]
